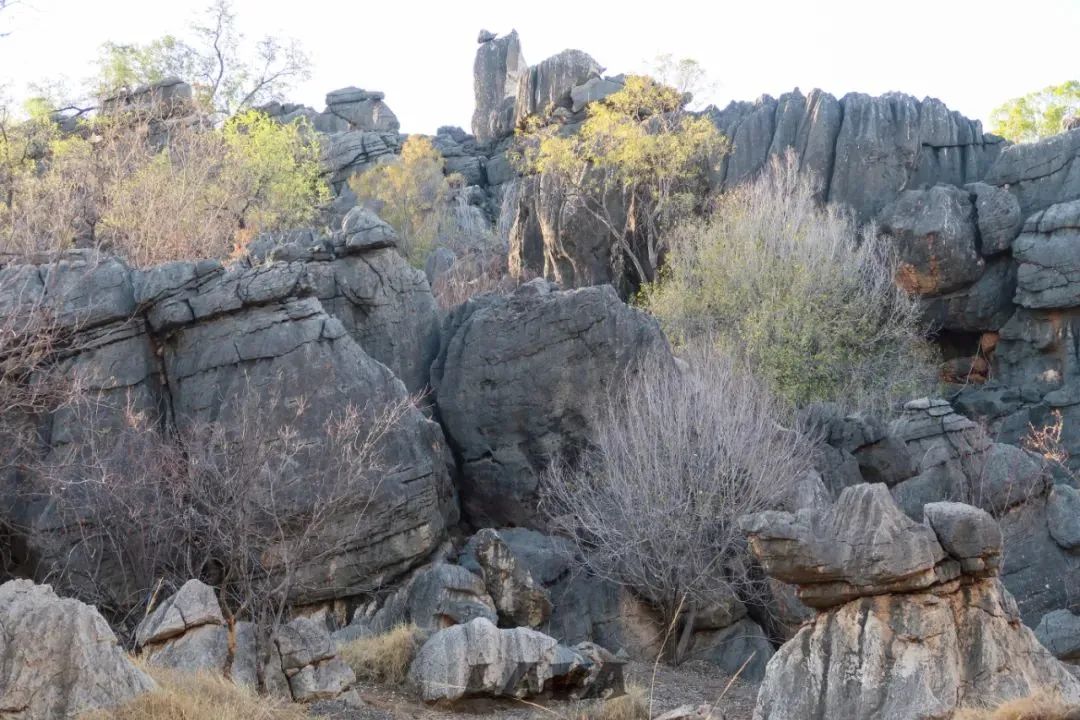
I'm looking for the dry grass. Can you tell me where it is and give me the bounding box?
[955,690,1080,720]
[83,662,309,720]
[583,684,649,720]
[338,624,421,686]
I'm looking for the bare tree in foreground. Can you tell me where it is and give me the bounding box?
[540,348,815,663]
[29,377,411,639]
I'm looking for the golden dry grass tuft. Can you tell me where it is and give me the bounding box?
[954,690,1080,720]
[83,662,309,720]
[338,624,421,686]
[580,684,649,720]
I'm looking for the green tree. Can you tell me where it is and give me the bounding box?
[96,0,309,119]
[516,72,726,287]
[641,154,937,412]
[990,81,1080,143]
[348,135,451,265]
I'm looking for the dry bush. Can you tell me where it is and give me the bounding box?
[85,663,309,720]
[30,379,411,635]
[540,347,815,663]
[1,106,326,266]
[954,690,1080,720]
[581,684,649,720]
[338,624,421,685]
[642,152,937,413]
[430,248,521,310]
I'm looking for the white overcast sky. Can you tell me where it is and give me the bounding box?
[1,0,1078,134]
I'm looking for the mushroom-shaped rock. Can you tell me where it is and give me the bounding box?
[740,483,947,608]
[0,580,156,719]
[341,206,398,252]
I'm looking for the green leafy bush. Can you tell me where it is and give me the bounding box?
[641,154,937,412]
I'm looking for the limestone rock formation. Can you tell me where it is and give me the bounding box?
[514,49,602,126]
[134,580,258,688]
[459,528,553,628]
[878,184,984,296]
[985,127,1080,217]
[472,30,526,143]
[0,580,156,719]
[430,279,672,526]
[274,616,356,702]
[1014,199,1080,309]
[406,617,623,702]
[1036,609,1080,661]
[740,484,949,608]
[361,563,497,634]
[745,487,1080,719]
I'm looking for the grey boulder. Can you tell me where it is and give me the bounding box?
[1048,483,1080,550]
[0,580,156,719]
[1013,199,1080,309]
[459,528,553,628]
[364,563,497,634]
[922,501,1002,575]
[1035,609,1080,661]
[135,579,223,647]
[431,281,672,527]
[878,184,984,297]
[967,181,1023,255]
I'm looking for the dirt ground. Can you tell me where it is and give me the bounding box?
[313,661,759,720]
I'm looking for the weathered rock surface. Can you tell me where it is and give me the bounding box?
[275,616,356,702]
[363,563,497,634]
[1036,609,1080,661]
[472,30,526,143]
[746,486,1080,718]
[753,580,1080,720]
[0,580,156,719]
[985,128,1080,217]
[687,617,773,682]
[1013,199,1080,309]
[920,256,1017,332]
[514,49,602,126]
[136,579,223,647]
[968,181,1023,255]
[741,484,948,608]
[324,87,400,133]
[459,528,553,628]
[1048,483,1080,550]
[431,280,671,526]
[406,617,623,702]
[878,184,985,296]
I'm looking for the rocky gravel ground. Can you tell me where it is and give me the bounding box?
[313,661,759,720]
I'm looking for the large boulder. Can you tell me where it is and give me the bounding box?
[745,488,1080,719]
[753,580,1080,720]
[878,184,985,297]
[134,257,457,604]
[274,616,356,703]
[1036,609,1080,661]
[0,580,156,719]
[406,617,623,702]
[967,181,1023,255]
[985,127,1080,217]
[362,563,497,634]
[324,87,400,133]
[430,280,672,526]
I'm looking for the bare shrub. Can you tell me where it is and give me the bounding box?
[430,248,522,310]
[30,378,411,636]
[339,624,421,685]
[540,347,815,663]
[85,661,309,720]
[641,151,938,413]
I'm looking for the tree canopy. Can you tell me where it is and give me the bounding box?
[990,80,1080,143]
[516,73,726,287]
[95,0,309,119]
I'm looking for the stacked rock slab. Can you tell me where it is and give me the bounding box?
[742,484,1080,720]
[135,579,258,689]
[406,617,624,702]
[274,615,356,702]
[0,579,156,719]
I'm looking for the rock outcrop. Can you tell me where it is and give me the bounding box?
[0,580,156,719]
[2,221,456,613]
[406,617,623,702]
[473,30,526,143]
[431,279,672,527]
[134,580,258,688]
[273,615,356,702]
[744,486,1080,720]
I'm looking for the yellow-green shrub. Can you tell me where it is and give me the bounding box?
[338,624,420,685]
[641,153,937,412]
